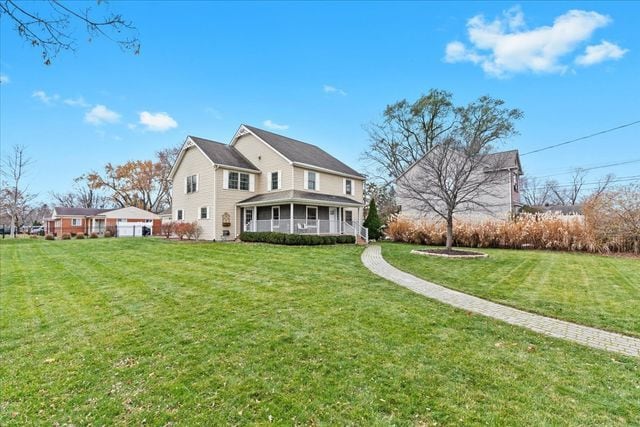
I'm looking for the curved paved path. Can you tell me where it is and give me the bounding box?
[362,245,640,358]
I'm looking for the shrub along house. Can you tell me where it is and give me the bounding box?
[169,124,367,241]
[45,206,161,236]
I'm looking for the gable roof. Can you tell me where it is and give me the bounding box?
[240,125,365,178]
[189,136,259,171]
[53,207,112,216]
[395,147,523,182]
[485,150,523,174]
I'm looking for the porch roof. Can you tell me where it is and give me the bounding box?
[237,190,363,207]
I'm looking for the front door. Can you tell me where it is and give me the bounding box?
[329,207,337,233]
[244,208,253,231]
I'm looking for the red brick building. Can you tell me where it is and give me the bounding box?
[45,206,161,237]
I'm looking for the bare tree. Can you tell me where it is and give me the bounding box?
[50,175,109,208]
[155,144,181,211]
[362,89,456,181]
[521,176,552,206]
[396,95,523,250]
[548,168,587,206]
[0,0,140,65]
[0,145,37,236]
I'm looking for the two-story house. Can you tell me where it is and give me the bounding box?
[169,124,367,241]
[395,149,523,222]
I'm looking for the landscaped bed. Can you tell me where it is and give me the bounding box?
[383,242,640,337]
[1,238,639,425]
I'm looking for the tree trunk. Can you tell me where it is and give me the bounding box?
[446,215,454,251]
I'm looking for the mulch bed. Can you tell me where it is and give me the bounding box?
[411,249,488,259]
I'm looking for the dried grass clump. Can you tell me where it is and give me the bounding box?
[385,212,633,253]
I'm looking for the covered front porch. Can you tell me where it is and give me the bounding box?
[237,191,368,241]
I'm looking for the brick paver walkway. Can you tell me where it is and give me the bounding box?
[362,245,640,357]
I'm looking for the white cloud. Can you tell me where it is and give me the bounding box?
[323,84,347,96]
[0,74,9,85]
[138,111,178,132]
[263,120,289,131]
[575,40,628,66]
[32,90,59,104]
[84,104,121,125]
[63,96,89,107]
[204,107,222,120]
[445,7,624,77]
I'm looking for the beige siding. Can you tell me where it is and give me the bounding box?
[292,166,364,203]
[233,134,293,191]
[213,167,258,239]
[172,146,216,240]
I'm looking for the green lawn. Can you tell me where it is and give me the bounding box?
[1,238,639,425]
[382,242,640,337]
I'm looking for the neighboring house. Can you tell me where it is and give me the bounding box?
[45,206,161,236]
[396,149,523,222]
[158,208,173,223]
[169,124,366,241]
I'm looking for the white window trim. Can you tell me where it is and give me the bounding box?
[200,206,210,220]
[71,218,82,226]
[305,170,319,191]
[186,174,198,194]
[343,178,353,195]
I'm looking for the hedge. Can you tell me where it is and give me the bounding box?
[239,232,355,245]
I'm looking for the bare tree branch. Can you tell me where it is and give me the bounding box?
[0,0,140,65]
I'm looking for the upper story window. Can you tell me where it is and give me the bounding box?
[186,174,198,194]
[307,171,316,190]
[227,171,251,191]
[345,179,353,195]
[239,173,250,190]
[271,171,279,190]
[513,175,519,193]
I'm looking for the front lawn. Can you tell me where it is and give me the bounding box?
[1,238,639,425]
[382,242,640,337]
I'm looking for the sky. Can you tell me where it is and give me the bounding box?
[1,1,639,202]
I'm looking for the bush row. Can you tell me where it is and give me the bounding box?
[240,231,355,245]
[385,213,626,253]
[160,221,203,240]
[44,232,105,240]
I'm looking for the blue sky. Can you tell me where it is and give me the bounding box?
[1,1,638,201]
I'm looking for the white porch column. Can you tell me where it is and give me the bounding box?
[290,203,294,234]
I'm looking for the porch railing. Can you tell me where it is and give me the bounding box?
[246,219,368,243]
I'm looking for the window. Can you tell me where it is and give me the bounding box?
[200,207,209,219]
[186,175,197,193]
[227,171,249,190]
[177,209,183,220]
[513,176,519,193]
[307,171,316,190]
[239,173,250,190]
[306,206,317,222]
[228,172,239,189]
[272,206,280,220]
[345,210,353,225]
[71,218,82,226]
[271,171,279,190]
[345,179,353,195]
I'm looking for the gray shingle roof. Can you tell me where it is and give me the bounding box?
[243,125,364,178]
[190,136,260,171]
[238,190,363,206]
[485,150,522,173]
[54,207,112,216]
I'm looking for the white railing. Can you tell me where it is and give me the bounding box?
[246,219,368,243]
